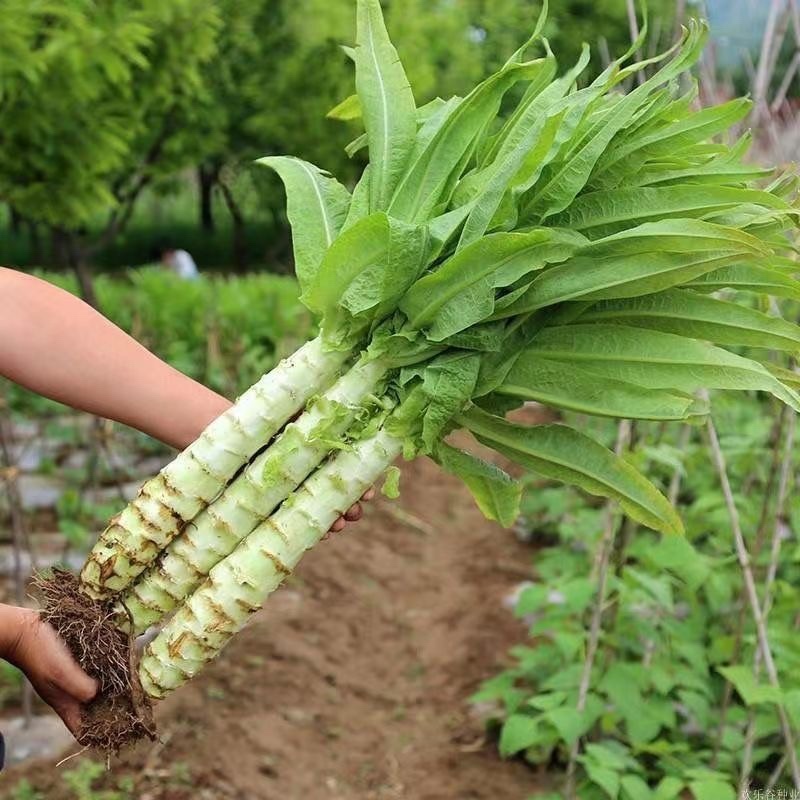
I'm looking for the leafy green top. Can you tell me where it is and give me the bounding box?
[258,0,800,536]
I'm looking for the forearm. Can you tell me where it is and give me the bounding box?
[0,268,232,449]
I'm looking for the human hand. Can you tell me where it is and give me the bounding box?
[0,605,97,736]
[329,487,376,533]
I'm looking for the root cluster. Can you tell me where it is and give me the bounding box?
[34,569,156,753]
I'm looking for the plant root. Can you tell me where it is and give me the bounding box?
[34,568,157,753]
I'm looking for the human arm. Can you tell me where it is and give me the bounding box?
[0,268,368,524]
[0,268,229,450]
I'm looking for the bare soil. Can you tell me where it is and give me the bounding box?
[2,441,549,800]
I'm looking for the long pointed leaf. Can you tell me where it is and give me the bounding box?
[355,0,416,211]
[581,289,800,352]
[388,59,541,222]
[495,251,745,316]
[686,263,800,300]
[257,156,350,294]
[527,324,800,410]
[435,443,522,527]
[497,352,708,421]
[548,185,792,237]
[458,407,683,535]
[401,229,583,339]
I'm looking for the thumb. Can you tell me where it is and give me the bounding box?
[36,621,99,703]
[59,665,99,705]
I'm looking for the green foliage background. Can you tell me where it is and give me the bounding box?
[0,0,674,273]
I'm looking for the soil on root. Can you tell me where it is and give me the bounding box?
[33,569,156,752]
[4,422,553,799]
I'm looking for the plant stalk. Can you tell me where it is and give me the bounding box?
[80,337,347,598]
[138,425,402,698]
[705,414,800,789]
[564,420,631,799]
[122,357,387,633]
[739,409,797,795]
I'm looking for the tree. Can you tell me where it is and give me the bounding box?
[0,0,220,301]
[195,0,676,254]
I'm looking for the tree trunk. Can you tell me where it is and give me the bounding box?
[54,227,98,308]
[72,257,99,309]
[198,165,217,233]
[50,227,70,269]
[28,220,43,265]
[8,205,22,235]
[219,180,247,272]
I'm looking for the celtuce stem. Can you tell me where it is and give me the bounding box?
[80,337,347,598]
[138,426,402,699]
[122,357,387,634]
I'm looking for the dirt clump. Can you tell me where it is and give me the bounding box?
[34,569,156,752]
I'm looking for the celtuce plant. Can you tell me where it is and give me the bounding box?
[41,0,800,749]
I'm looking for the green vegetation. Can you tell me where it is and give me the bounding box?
[481,392,800,796]
[0,0,674,275]
[2,1,800,796]
[51,0,798,747]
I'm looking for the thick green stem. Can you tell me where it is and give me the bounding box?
[80,337,348,598]
[138,426,402,699]
[122,357,387,633]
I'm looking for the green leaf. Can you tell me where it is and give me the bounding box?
[306,212,427,325]
[419,352,481,451]
[355,0,416,211]
[327,93,362,121]
[257,156,351,295]
[499,714,542,757]
[343,165,372,229]
[644,535,709,589]
[585,763,621,799]
[581,289,800,353]
[548,185,793,237]
[653,777,684,800]
[435,443,522,527]
[496,352,707,421]
[625,567,674,610]
[389,57,541,223]
[716,665,783,705]
[586,218,770,258]
[479,52,558,167]
[686,262,800,301]
[458,407,683,535]
[785,688,800,728]
[584,742,634,772]
[499,251,749,315]
[527,691,568,712]
[459,110,563,248]
[545,705,588,745]
[688,780,735,800]
[633,159,773,188]
[340,222,428,320]
[303,212,389,315]
[529,24,708,220]
[621,775,654,800]
[401,229,583,339]
[526,324,800,411]
[602,97,751,174]
[459,72,571,247]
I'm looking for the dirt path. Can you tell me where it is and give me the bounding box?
[3,452,545,800]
